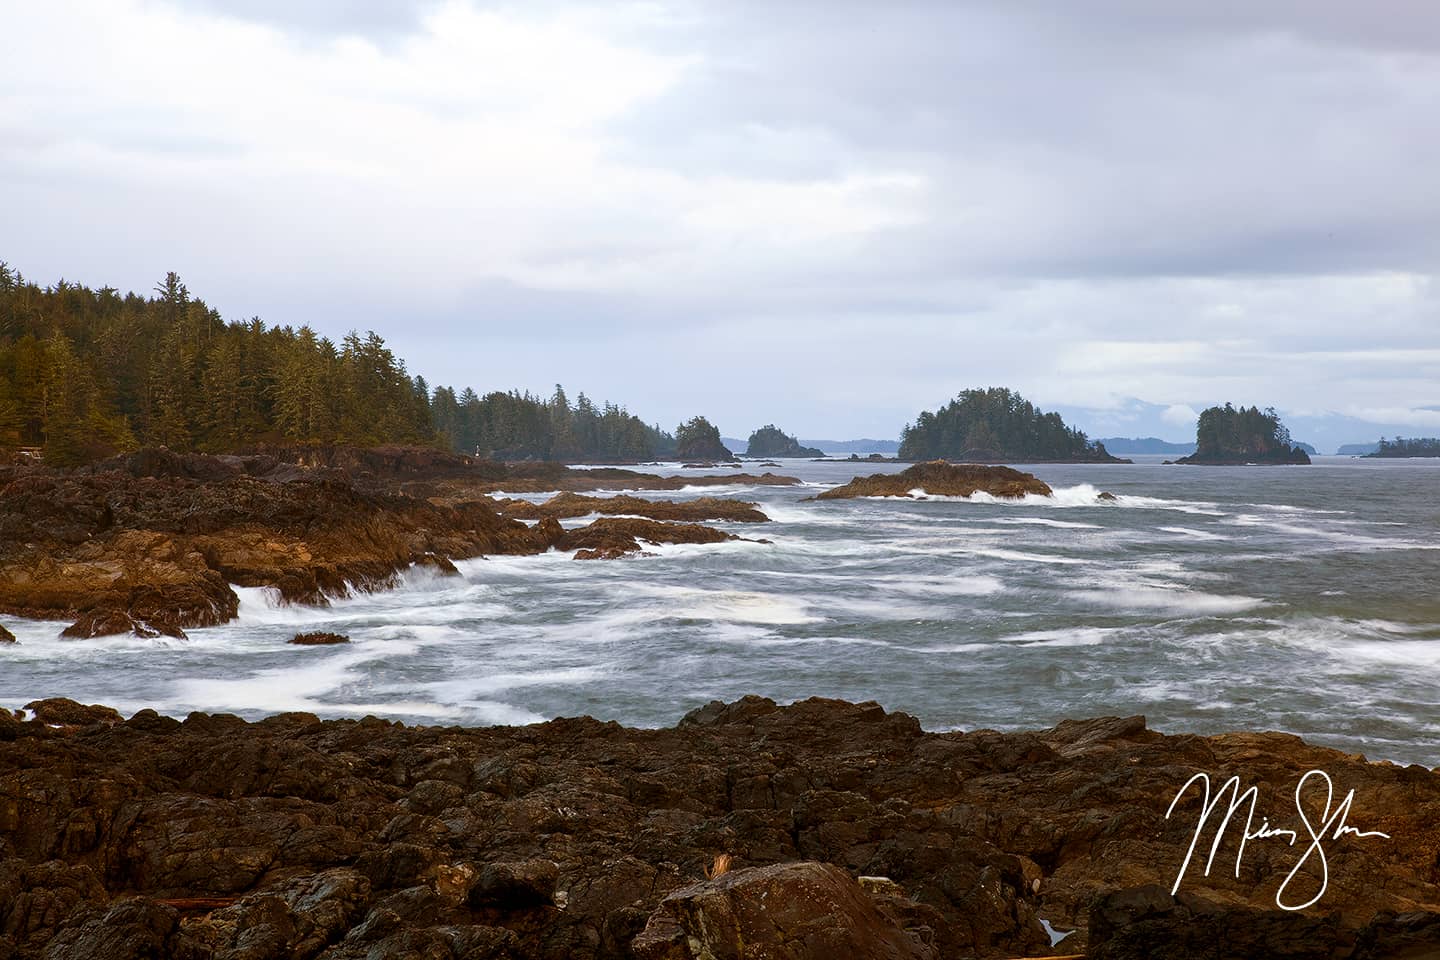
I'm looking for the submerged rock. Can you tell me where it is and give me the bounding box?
[289,631,350,646]
[813,461,1053,500]
[0,623,14,643]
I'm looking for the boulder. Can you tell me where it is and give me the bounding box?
[631,861,936,960]
[0,623,14,643]
[23,697,124,726]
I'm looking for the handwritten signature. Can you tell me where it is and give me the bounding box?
[1166,769,1390,910]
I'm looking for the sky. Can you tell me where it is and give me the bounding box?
[3,0,1438,449]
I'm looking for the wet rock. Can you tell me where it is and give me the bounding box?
[1097,490,1119,502]
[557,517,749,558]
[289,631,350,646]
[631,861,937,960]
[22,698,124,726]
[411,553,460,576]
[495,492,770,524]
[39,897,183,960]
[465,859,560,909]
[2,698,1439,959]
[812,461,1052,500]
[0,623,14,643]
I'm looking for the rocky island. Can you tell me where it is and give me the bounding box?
[2,696,1438,960]
[1175,404,1311,465]
[743,425,824,459]
[813,461,1056,500]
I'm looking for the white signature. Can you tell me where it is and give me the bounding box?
[1166,769,1390,911]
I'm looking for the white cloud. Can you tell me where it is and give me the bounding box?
[1,0,1438,436]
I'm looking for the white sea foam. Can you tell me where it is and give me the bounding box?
[1065,585,1265,615]
[1157,526,1232,541]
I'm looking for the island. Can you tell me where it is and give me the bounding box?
[1364,437,1440,458]
[743,424,824,458]
[674,416,736,462]
[1174,404,1311,465]
[899,387,1127,462]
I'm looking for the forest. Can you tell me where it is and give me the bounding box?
[898,387,1115,461]
[1366,437,1440,458]
[0,266,680,464]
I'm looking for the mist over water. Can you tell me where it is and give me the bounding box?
[4,457,1439,765]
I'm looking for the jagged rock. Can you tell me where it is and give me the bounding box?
[0,450,752,635]
[465,859,559,909]
[557,517,751,559]
[812,461,1052,500]
[631,861,937,959]
[1,698,1438,959]
[0,624,14,644]
[289,632,350,646]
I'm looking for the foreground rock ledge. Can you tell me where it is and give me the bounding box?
[2,697,1438,960]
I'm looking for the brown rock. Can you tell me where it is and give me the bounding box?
[23,697,125,726]
[631,861,937,960]
[0,623,14,643]
[465,859,560,909]
[289,631,350,645]
[558,517,748,559]
[495,492,770,523]
[813,461,1052,500]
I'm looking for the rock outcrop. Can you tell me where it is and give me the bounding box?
[2,697,1437,959]
[813,461,1054,500]
[290,631,350,646]
[493,493,769,524]
[0,449,752,637]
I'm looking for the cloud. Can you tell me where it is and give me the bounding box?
[1162,404,1200,426]
[1,0,1438,436]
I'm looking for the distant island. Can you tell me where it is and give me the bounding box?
[803,438,902,455]
[1338,442,1381,456]
[744,425,823,459]
[899,387,1126,463]
[1096,437,1198,455]
[1365,437,1440,458]
[1175,404,1311,465]
[675,416,736,461]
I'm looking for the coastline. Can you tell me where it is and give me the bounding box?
[4,695,1438,959]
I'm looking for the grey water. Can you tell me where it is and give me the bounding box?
[3,456,1438,765]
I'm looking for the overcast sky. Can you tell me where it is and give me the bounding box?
[3,0,1438,443]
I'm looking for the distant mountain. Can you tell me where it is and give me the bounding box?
[801,438,901,455]
[1337,442,1381,456]
[1096,437,1197,455]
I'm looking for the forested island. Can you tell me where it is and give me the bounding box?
[1365,437,1440,458]
[898,387,1124,462]
[1174,404,1311,464]
[0,267,709,464]
[675,416,735,461]
[744,424,823,458]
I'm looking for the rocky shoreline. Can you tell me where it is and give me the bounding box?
[3,696,1438,959]
[0,448,779,639]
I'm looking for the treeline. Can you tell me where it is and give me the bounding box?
[430,385,676,461]
[1185,403,1309,463]
[1367,437,1440,458]
[0,267,433,464]
[899,387,1114,462]
[0,266,684,465]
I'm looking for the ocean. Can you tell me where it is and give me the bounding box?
[3,456,1438,765]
